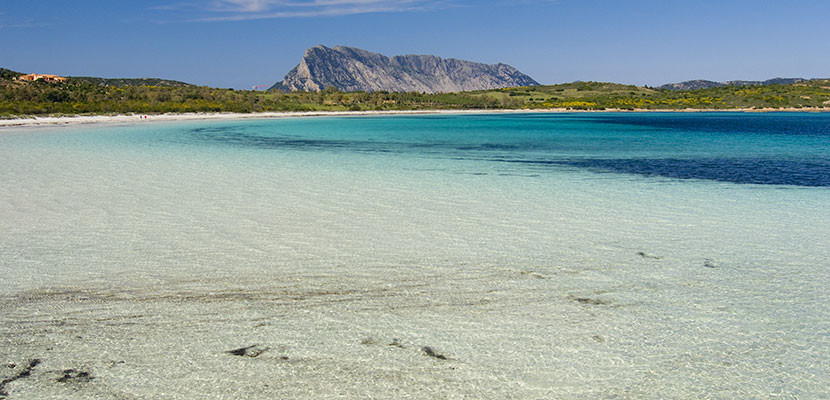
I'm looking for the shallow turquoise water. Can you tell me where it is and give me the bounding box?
[0,113,828,398]
[170,112,830,185]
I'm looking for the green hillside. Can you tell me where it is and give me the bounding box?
[491,80,830,110]
[0,68,24,81]
[69,77,193,88]
[2,68,828,117]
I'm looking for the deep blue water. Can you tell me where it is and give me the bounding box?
[177,112,830,187]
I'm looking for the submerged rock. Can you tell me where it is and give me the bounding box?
[421,346,448,360]
[636,251,662,260]
[568,295,612,306]
[56,369,93,383]
[0,359,41,397]
[226,345,269,358]
[360,337,379,345]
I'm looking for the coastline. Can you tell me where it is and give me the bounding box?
[1,107,827,128]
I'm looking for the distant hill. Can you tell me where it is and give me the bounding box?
[69,77,193,88]
[659,77,814,90]
[3,63,828,117]
[658,80,725,91]
[0,68,192,87]
[0,68,24,80]
[726,78,809,87]
[271,45,539,93]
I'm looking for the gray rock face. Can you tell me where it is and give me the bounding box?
[271,45,539,93]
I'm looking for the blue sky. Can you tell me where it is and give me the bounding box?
[1,0,828,89]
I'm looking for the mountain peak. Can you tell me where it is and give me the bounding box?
[271,45,538,93]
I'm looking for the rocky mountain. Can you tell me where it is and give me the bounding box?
[271,45,538,93]
[659,77,810,90]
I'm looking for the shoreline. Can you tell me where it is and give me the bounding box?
[1,107,827,128]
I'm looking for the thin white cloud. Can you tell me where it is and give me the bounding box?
[153,0,555,22]
[205,1,433,20]
[155,0,449,21]
[212,0,275,12]
[212,0,424,12]
[0,19,52,29]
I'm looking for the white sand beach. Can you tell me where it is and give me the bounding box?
[0,110,538,129]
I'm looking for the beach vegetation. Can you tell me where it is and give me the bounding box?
[2,67,829,117]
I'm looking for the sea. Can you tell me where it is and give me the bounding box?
[1,112,828,398]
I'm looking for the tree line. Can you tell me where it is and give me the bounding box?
[1,71,828,117]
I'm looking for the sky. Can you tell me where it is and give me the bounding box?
[1,0,828,89]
